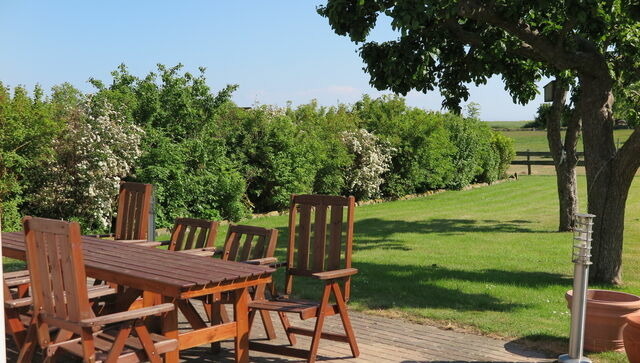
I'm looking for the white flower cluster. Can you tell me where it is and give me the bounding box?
[341,129,393,199]
[33,97,144,230]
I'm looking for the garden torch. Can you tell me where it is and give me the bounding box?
[559,213,595,363]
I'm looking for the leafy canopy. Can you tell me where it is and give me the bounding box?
[318,0,640,112]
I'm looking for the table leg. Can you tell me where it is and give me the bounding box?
[234,287,250,363]
[162,296,179,363]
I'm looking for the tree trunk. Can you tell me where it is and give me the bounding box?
[578,75,627,284]
[546,81,579,231]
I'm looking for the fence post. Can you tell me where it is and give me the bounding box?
[527,149,532,175]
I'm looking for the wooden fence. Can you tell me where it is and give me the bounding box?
[511,150,585,175]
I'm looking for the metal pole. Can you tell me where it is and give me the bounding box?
[147,187,156,241]
[559,213,595,363]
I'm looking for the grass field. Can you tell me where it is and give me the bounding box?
[4,177,639,361]
[484,120,532,129]
[502,128,634,152]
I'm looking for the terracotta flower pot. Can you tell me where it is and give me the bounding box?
[624,313,640,363]
[565,289,640,352]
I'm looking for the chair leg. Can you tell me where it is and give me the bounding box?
[307,283,332,363]
[81,327,96,363]
[253,284,277,340]
[210,294,222,353]
[331,282,360,357]
[106,321,133,362]
[134,321,161,363]
[16,323,37,363]
[278,312,297,346]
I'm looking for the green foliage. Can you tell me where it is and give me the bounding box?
[26,97,144,232]
[218,105,318,212]
[488,132,516,181]
[0,83,63,231]
[90,64,247,227]
[353,95,456,197]
[136,128,247,227]
[524,103,572,129]
[1,66,514,231]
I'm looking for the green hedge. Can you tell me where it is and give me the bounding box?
[0,65,515,232]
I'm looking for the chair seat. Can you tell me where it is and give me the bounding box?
[58,328,178,362]
[249,298,339,320]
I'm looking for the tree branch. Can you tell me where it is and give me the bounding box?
[455,0,607,76]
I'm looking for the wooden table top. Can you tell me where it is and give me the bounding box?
[1,231,274,298]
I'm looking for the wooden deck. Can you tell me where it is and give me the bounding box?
[178,305,554,362]
[7,304,555,363]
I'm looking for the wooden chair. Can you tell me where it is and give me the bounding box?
[4,274,116,352]
[101,181,159,247]
[208,225,279,343]
[166,217,220,257]
[17,216,178,362]
[248,194,360,363]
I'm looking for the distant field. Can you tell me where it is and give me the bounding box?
[504,129,634,152]
[484,120,531,129]
[502,128,634,176]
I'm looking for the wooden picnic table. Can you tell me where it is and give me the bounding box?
[1,231,274,363]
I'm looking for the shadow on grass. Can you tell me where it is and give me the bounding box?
[506,333,567,356]
[352,218,550,251]
[343,263,571,313]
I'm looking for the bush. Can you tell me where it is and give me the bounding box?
[218,105,318,212]
[340,129,394,200]
[27,97,143,232]
[136,128,248,227]
[0,84,65,231]
[524,103,572,129]
[2,69,516,229]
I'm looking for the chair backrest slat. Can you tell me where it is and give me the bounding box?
[239,234,255,261]
[327,204,344,271]
[115,182,152,240]
[297,204,312,271]
[285,194,356,300]
[24,217,92,325]
[221,225,278,263]
[312,204,328,272]
[167,218,219,252]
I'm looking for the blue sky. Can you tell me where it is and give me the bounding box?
[0,1,549,121]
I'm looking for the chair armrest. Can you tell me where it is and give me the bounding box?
[312,268,358,280]
[5,286,117,309]
[135,241,162,248]
[114,239,149,244]
[79,303,175,327]
[92,233,115,238]
[87,285,117,299]
[177,247,218,257]
[243,257,278,265]
[157,240,171,246]
[270,261,288,268]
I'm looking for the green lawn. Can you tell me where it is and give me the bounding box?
[501,128,634,152]
[5,176,639,361]
[484,120,531,129]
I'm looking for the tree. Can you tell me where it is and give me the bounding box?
[545,80,580,232]
[319,0,640,284]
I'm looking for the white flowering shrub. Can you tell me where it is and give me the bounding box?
[29,97,143,231]
[340,129,393,200]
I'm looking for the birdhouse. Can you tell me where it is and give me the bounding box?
[544,81,555,102]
